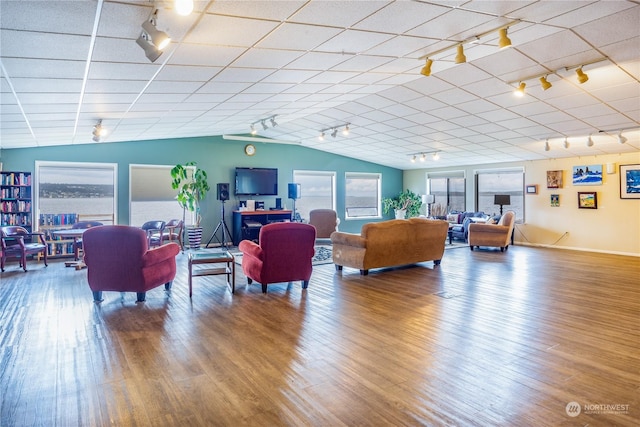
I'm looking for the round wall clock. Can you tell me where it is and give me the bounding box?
[244,144,256,156]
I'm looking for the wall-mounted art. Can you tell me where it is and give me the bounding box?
[547,170,563,188]
[578,192,597,209]
[620,164,640,199]
[572,164,602,185]
[526,185,538,194]
[550,194,559,207]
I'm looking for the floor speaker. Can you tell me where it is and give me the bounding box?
[288,183,300,199]
[217,183,230,201]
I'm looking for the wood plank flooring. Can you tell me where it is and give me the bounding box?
[1,245,638,426]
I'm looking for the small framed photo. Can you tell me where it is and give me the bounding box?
[526,185,538,194]
[577,192,597,209]
[550,194,559,207]
[620,164,640,199]
[547,170,563,188]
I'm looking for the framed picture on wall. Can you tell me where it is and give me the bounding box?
[547,170,562,188]
[573,164,602,185]
[578,192,597,209]
[550,194,559,207]
[620,164,640,199]
[526,185,538,194]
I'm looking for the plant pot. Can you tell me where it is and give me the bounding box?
[394,209,406,219]
[187,226,203,249]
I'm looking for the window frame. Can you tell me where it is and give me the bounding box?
[291,170,337,222]
[344,172,382,220]
[474,167,525,222]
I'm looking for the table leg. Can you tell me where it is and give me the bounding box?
[188,259,193,298]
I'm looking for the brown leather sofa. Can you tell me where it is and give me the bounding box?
[330,218,449,275]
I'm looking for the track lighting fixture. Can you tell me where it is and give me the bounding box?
[92,120,105,142]
[586,134,594,147]
[420,59,433,77]
[498,28,512,49]
[618,131,627,144]
[563,137,570,149]
[514,82,526,97]
[319,123,350,140]
[407,151,441,163]
[174,0,194,16]
[454,45,466,64]
[249,115,278,134]
[539,75,552,91]
[576,67,589,84]
[544,139,550,152]
[137,10,170,62]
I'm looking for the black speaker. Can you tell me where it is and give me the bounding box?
[275,198,282,209]
[216,183,229,201]
[288,183,300,200]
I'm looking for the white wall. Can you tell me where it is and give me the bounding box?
[404,152,640,257]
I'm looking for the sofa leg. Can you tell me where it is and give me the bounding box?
[470,246,474,251]
[434,259,441,266]
[247,277,253,284]
[335,265,342,271]
[136,292,146,302]
[500,247,505,252]
[92,291,103,303]
[302,280,309,289]
[261,284,267,293]
[360,270,368,276]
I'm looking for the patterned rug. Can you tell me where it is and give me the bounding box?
[232,245,334,266]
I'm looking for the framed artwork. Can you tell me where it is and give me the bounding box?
[526,185,538,194]
[572,164,602,185]
[620,164,640,199]
[577,192,597,209]
[547,170,563,188]
[550,194,559,207]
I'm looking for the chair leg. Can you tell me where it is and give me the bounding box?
[360,269,368,275]
[165,282,172,291]
[261,283,267,293]
[302,280,309,289]
[136,292,146,302]
[247,277,253,284]
[92,291,103,303]
[434,259,441,266]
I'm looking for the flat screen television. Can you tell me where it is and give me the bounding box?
[234,167,278,196]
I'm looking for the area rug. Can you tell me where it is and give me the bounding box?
[232,245,334,266]
[445,241,469,250]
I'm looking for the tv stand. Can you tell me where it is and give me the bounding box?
[232,210,292,246]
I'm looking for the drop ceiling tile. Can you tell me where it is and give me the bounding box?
[1,30,90,61]
[170,44,248,67]
[156,65,221,81]
[257,23,343,51]
[185,14,280,46]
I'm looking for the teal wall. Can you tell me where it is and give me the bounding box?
[0,136,402,237]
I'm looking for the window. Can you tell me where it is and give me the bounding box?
[345,172,381,219]
[292,170,336,222]
[475,168,524,221]
[130,164,192,227]
[427,171,466,213]
[35,161,117,226]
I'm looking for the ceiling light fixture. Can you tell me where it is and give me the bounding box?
[498,28,512,49]
[250,114,278,134]
[544,139,550,152]
[92,120,105,142]
[420,153,426,162]
[454,44,466,64]
[576,67,589,84]
[563,137,570,149]
[618,131,627,144]
[411,155,417,163]
[270,117,278,127]
[539,75,552,91]
[407,151,441,162]
[136,33,163,63]
[174,0,194,16]
[420,59,433,77]
[514,82,526,97]
[250,124,257,135]
[318,132,325,141]
[319,123,350,140]
[586,134,594,147]
[342,124,350,136]
[432,152,440,161]
[331,128,338,138]
[261,120,268,130]
[141,10,170,50]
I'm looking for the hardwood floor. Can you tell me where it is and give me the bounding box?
[1,246,638,426]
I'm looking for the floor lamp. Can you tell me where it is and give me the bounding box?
[494,194,511,215]
[422,194,435,217]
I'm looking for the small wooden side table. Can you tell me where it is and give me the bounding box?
[188,250,235,297]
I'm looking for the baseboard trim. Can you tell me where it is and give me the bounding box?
[515,241,640,258]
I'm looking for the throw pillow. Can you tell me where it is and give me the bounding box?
[446,214,459,224]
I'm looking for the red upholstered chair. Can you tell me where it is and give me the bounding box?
[82,225,180,303]
[238,222,316,293]
[0,226,48,272]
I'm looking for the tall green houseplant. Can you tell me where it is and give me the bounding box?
[170,161,210,227]
[382,189,422,218]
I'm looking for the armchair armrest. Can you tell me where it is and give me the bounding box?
[330,231,366,248]
[142,242,180,267]
[468,223,510,234]
[238,240,263,261]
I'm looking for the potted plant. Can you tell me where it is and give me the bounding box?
[382,189,422,219]
[170,161,210,249]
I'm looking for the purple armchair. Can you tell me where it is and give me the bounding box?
[82,225,180,303]
[238,222,316,293]
[1,226,48,272]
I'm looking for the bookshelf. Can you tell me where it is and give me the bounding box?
[1,171,33,232]
[38,213,79,258]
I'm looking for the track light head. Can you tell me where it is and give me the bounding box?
[141,13,171,50]
[421,59,433,77]
[319,132,325,141]
[270,117,277,127]
[515,82,526,97]
[250,124,257,135]
[563,137,570,149]
[454,44,466,64]
[342,124,350,136]
[136,32,163,62]
[92,120,105,142]
[586,135,594,147]
[411,155,416,163]
[420,153,426,162]
[174,0,194,16]
[544,139,550,152]
[432,152,440,161]
[331,128,338,138]
[539,75,552,91]
[498,28,512,49]
[261,120,268,130]
[618,131,627,144]
[576,67,589,84]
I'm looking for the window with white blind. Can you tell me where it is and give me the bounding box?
[291,170,336,222]
[475,168,524,221]
[345,172,381,219]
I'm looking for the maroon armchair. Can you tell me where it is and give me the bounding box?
[82,225,180,303]
[238,222,316,293]
[1,226,48,272]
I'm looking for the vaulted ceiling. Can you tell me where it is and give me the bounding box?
[1,0,639,170]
